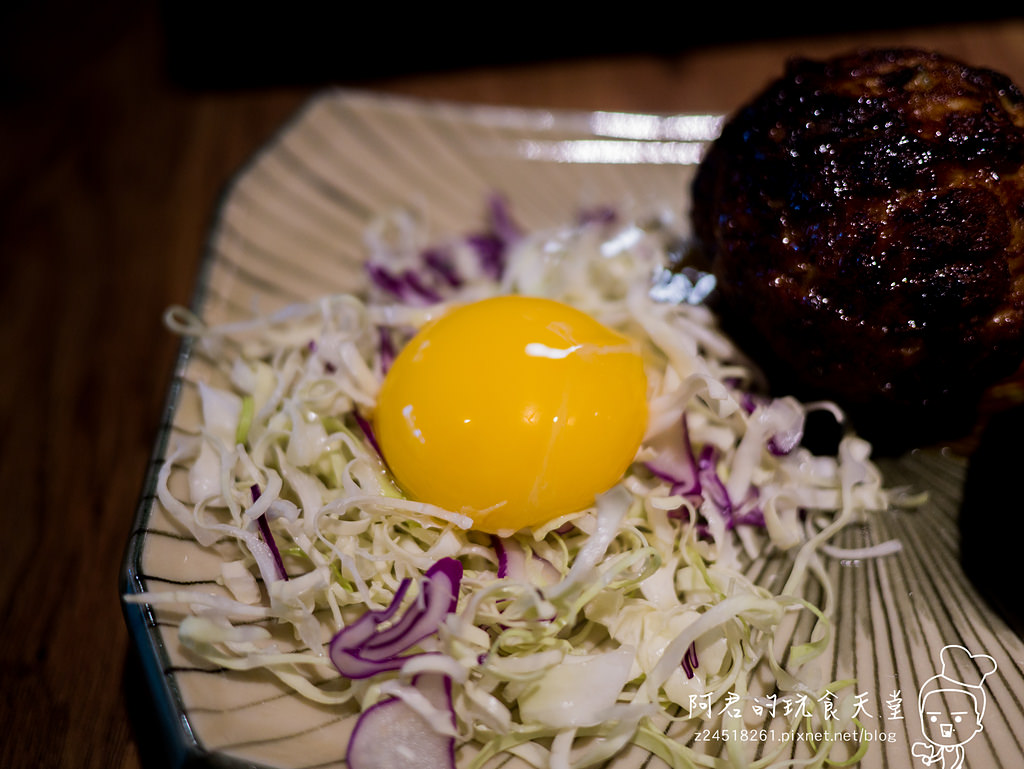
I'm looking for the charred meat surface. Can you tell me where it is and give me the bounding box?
[691,48,1024,450]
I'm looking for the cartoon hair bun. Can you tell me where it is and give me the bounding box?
[939,644,997,689]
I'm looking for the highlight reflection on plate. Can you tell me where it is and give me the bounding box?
[120,89,1024,769]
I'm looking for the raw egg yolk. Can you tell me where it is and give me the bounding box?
[374,295,648,534]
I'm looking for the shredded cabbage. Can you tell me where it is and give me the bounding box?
[130,200,892,768]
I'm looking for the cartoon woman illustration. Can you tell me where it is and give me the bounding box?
[911,644,997,769]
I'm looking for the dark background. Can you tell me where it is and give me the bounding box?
[158,5,1023,88]
[4,2,1021,96]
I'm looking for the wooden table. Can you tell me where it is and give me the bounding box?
[3,5,1023,767]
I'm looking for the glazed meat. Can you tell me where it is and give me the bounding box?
[692,48,1024,449]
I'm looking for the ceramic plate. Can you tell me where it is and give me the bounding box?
[121,89,1024,769]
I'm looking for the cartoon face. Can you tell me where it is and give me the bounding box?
[920,689,983,747]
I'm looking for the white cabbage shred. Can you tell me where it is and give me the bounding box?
[132,204,893,768]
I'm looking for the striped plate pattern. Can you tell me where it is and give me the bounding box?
[121,90,1024,769]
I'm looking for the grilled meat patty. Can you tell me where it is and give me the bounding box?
[691,48,1024,450]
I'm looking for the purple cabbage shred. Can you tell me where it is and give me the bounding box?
[251,484,289,581]
[681,641,700,679]
[366,193,522,306]
[353,410,382,458]
[648,414,767,538]
[329,558,463,680]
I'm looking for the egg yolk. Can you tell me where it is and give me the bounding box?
[374,295,648,534]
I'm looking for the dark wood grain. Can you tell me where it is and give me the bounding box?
[2,3,1023,767]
